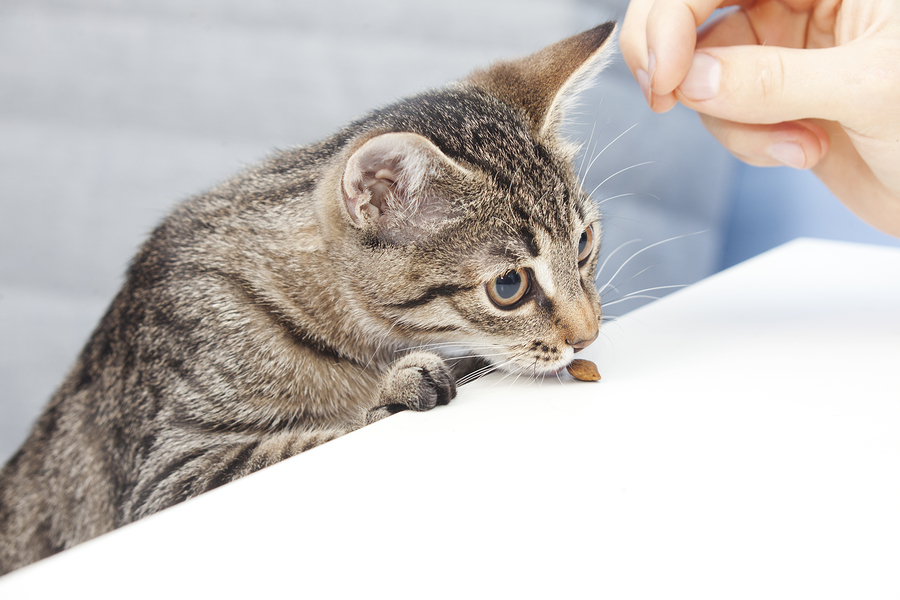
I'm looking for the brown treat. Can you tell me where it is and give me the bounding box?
[566,359,601,382]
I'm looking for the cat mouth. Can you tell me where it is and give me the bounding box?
[450,342,577,381]
[505,355,576,379]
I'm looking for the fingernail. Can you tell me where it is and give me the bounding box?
[636,69,651,105]
[768,142,807,169]
[647,50,657,87]
[680,52,720,101]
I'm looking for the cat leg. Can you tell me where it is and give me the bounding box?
[362,350,456,424]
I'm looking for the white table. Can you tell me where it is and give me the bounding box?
[3,238,899,598]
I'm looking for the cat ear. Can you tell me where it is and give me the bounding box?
[342,132,465,242]
[467,22,616,137]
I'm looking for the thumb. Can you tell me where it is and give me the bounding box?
[675,44,869,130]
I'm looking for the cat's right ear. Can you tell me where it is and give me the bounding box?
[341,132,466,242]
[467,22,616,138]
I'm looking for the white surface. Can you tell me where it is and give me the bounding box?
[2,238,899,598]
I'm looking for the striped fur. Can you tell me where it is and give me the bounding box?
[0,23,615,575]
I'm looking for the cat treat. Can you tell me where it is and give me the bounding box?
[566,359,601,382]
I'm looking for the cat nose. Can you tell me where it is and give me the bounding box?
[567,330,598,353]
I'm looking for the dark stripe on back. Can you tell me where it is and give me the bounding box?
[33,517,66,559]
[299,432,337,453]
[132,448,207,512]
[203,440,260,493]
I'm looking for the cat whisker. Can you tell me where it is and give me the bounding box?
[597,231,705,297]
[456,355,511,385]
[576,120,598,182]
[458,363,502,386]
[403,341,503,353]
[457,347,534,386]
[594,238,642,283]
[484,365,525,390]
[576,104,608,182]
[512,370,525,390]
[588,161,657,198]
[363,323,398,371]
[497,366,524,391]
[617,284,688,298]
[595,122,639,158]
[600,264,655,298]
[602,294,661,308]
[596,191,662,206]
[439,350,510,362]
[451,351,521,371]
[582,123,640,185]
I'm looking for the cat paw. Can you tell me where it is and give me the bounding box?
[366,351,456,424]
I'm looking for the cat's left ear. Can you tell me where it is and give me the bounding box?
[467,22,616,138]
[342,132,466,243]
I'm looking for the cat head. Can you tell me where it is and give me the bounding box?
[327,23,615,377]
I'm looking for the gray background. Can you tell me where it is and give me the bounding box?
[2,0,898,464]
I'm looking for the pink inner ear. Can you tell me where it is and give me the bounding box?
[343,165,399,227]
[374,168,396,182]
[368,168,398,214]
[342,172,367,228]
[342,135,419,228]
[342,151,378,227]
[340,132,462,240]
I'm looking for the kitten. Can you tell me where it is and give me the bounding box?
[0,22,614,575]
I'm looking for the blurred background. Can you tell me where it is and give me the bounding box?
[2,0,898,464]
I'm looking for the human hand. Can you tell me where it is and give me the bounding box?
[620,0,900,237]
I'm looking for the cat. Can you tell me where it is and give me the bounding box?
[0,22,614,575]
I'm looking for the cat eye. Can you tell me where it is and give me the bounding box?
[487,268,530,308]
[577,225,594,264]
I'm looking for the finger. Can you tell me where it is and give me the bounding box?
[675,43,873,129]
[695,5,758,49]
[620,0,655,75]
[645,0,738,95]
[622,0,733,113]
[698,114,830,169]
[621,0,679,111]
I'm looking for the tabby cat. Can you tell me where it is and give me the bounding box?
[0,22,614,575]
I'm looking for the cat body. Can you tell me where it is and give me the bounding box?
[0,23,614,575]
